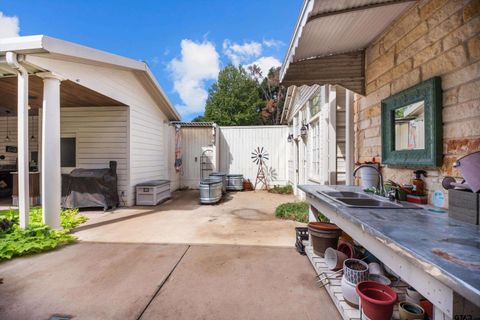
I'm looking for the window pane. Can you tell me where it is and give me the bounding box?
[61,137,76,167]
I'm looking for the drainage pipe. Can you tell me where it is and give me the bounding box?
[6,52,30,229]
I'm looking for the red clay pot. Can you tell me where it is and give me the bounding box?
[337,241,355,258]
[356,281,397,320]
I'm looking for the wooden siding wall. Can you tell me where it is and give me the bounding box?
[26,56,178,206]
[59,107,129,205]
[219,126,289,187]
[0,116,39,165]
[179,127,216,189]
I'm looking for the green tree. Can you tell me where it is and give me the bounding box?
[249,66,286,125]
[191,115,206,122]
[204,65,264,126]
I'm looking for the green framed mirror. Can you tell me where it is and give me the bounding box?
[381,77,442,167]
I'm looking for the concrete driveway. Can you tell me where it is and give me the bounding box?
[0,190,341,320]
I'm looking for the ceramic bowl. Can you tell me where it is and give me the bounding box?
[405,287,424,305]
[368,273,392,286]
[324,247,348,271]
[341,275,359,308]
[343,258,369,284]
[399,301,425,320]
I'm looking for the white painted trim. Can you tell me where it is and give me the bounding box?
[345,89,355,185]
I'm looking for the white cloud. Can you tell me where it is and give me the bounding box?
[0,12,19,38]
[222,40,262,66]
[168,39,220,116]
[245,56,281,79]
[263,39,285,49]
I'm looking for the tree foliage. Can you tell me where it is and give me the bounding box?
[204,65,264,126]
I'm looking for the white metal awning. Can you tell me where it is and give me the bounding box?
[280,0,416,95]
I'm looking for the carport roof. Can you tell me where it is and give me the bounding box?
[0,35,180,120]
[280,0,416,95]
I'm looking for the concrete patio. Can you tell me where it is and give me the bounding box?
[0,190,341,320]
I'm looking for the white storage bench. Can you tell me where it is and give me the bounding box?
[136,180,171,206]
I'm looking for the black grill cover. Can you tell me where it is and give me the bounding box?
[62,161,119,210]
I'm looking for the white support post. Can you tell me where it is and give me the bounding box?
[328,85,337,185]
[345,89,355,185]
[38,72,63,229]
[6,52,30,229]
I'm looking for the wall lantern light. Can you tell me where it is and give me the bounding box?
[287,134,294,143]
[300,124,308,137]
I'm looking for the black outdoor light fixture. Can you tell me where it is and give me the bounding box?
[5,110,10,142]
[300,123,308,137]
[287,134,294,143]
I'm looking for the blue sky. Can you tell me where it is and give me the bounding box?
[0,1,302,120]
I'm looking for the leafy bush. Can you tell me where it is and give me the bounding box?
[0,208,87,261]
[275,202,309,223]
[268,184,294,194]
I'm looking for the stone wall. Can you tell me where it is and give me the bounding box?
[354,0,480,205]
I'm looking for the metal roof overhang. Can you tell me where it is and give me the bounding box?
[280,0,416,95]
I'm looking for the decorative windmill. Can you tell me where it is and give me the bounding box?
[251,147,269,190]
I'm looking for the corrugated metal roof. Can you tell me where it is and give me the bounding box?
[280,0,416,95]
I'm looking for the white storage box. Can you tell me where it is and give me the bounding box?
[136,180,171,206]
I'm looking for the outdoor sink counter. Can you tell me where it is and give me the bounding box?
[299,184,480,318]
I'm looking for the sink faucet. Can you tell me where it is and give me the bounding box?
[353,165,386,197]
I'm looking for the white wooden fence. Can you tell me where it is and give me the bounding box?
[218,126,289,187]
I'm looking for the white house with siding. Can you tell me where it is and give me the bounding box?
[0,35,180,228]
[281,84,355,197]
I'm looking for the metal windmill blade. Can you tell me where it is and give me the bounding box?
[251,147,269,165]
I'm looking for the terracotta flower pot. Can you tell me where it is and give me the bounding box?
[307,222,341,257]
[356,281,397,320]
[337,240,356,259]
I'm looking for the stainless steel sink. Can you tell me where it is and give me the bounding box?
[318,190,419,209]
[334,197,403,208]
[320,191,370,198]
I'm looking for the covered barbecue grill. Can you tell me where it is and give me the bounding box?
[62,161,119,211]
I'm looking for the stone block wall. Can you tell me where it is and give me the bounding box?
[354,0,480,205]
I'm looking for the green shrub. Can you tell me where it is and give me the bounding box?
[0,208,87,261]
[269,184,294,194]
[275,201,309,223]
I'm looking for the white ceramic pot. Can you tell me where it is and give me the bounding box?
[341,275,359,308]
[325,247,348,271]
[405,287,424,305]
[368,262,384,275]
[368,274,392,286]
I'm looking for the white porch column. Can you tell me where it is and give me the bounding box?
[345,89,355,185]
[6,52,30,229]
[38,72,64,229]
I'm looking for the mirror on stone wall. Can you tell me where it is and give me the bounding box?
[394,101,425,151]
[381,77,442,167]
